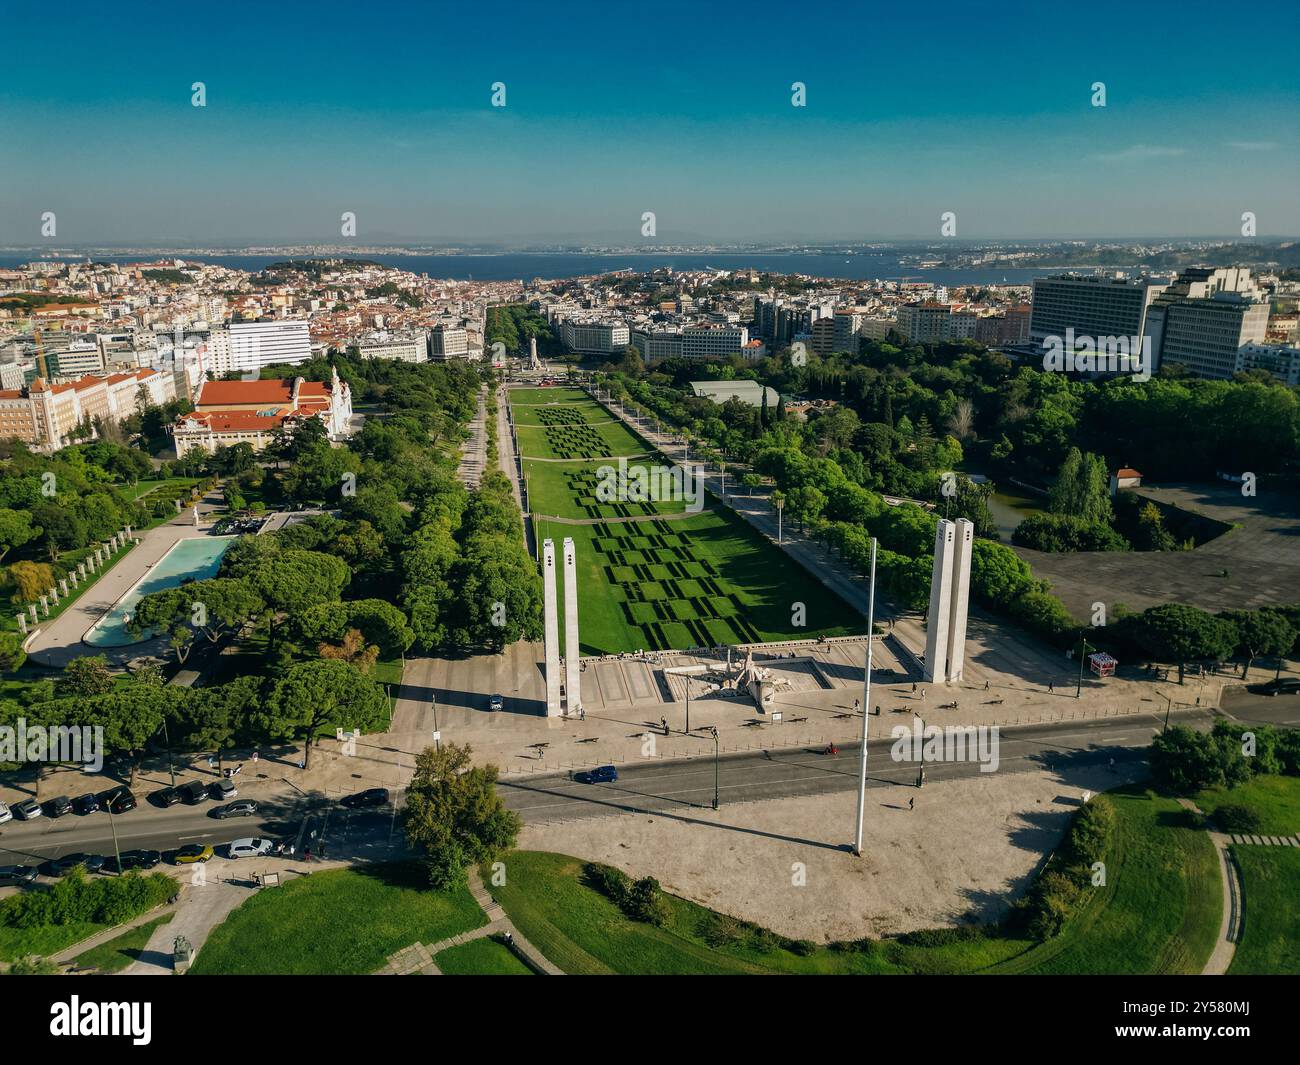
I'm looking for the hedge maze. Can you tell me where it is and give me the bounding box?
[562,467,670,520]
[542,421,613,459]
[592,519,762,649]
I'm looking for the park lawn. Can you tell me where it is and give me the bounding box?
[484,851,1026,975]
[189,863,485,975]
[988,787,1221,974]
[534,509,863,654]
[0,917,111,963]
[511,402,611,426]
[1195,774,1300,836]
[121,477,199,502]
[1228,845,1300,974]
[509,387,589,405]
[72,914,172,973]
[523,458,687,521]
[513,420,649,461]
[434,934,533,975]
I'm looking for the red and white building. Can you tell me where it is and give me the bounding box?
[172,367,353,457]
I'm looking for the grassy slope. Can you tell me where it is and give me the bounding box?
[1228,845,1300,974]
[189,863,484,975]
[434,934,534,975]
[1196,774,1300,836]
[989,788,1220,974]
[72,914,173,973]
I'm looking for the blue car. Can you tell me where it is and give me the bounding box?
[576,765,618,784]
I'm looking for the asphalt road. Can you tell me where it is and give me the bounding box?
[1218,686,1300,728]
[499,709,1214,824]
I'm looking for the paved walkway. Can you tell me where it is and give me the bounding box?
[121,876,252,975]
[456,385,489,488]
[1177,798,1242,976]
[375,867,562,975]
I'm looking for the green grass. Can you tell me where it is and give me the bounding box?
[488,788,1223,976]
[0,919,112,963]
[534,511,864,654]
[189,863,485,975]
[988,787,1221,974]
[434,934,534,975]
[71,914,172,973]
[1228,845,1300,974]
[508,387,589,404]
[523,458,687,521]
[485,851,1027,975]
[1196,774,1300,836]
[120,477,199,502]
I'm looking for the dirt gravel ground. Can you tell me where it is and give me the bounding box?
[519,762,1144,941]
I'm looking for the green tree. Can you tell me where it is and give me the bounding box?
[261,659,388,767]
[62,654,114,697]
[1219,609,1296,681]
[1126,603,1237,684]
[403,742,521,890]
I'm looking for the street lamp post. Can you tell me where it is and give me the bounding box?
[775,497,784,544]
[1076,633,1094,698]
[699,725,720,810]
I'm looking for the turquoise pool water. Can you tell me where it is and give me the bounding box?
[85,536,237,647]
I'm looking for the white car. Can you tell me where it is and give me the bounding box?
[227,837,274,860]
[0,802,11,825]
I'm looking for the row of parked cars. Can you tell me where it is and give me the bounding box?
[0,836,287,886]
[0,787,394,888]
[0,779,250,826]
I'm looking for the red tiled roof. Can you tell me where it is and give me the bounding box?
[195,379,295,406]
[1115,468,1142,478]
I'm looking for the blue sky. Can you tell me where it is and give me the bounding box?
[1,0,1296,244]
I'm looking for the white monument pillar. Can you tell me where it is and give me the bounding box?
[541,538,562,717]
[17,613,27,635]
[923,520,956,685]
[562,537,581,715]
[945,519,974,683]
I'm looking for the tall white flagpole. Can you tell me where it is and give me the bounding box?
[853,538,878,857]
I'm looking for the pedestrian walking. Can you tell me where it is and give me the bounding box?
[908,797,915,811]
[251,750,259,763]
[912,681,917,694]
[853,698,860,714]
[661,716,669,736]
[919,688,926,700]
[1048,682,1054,694]
[985,680,990,690]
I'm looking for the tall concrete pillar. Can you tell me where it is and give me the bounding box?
[563,537,581,714]
[28,604,37,625]
[945,519,974,683]
[17,613,27,635]
[541,538,562,717]
[923,520,956,685]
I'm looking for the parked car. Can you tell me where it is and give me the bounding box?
[575,765,619,784]
[340,788,389,809]
[101,788,137,815]
[43,853,105,877]
[151,786,182,808]
[210,779,238,800]
[177,780,208,804]
[0,865,38,886]
[489,693,504,712]
[173,844,213,865]
[13,799,42,820]
[0,802,11,825]
[100,850,162,875]
[41,795,73,819]
[1254,677,1300,697]
[211,800,258,819]
[71,793,100,816]
[226,838,274,859]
